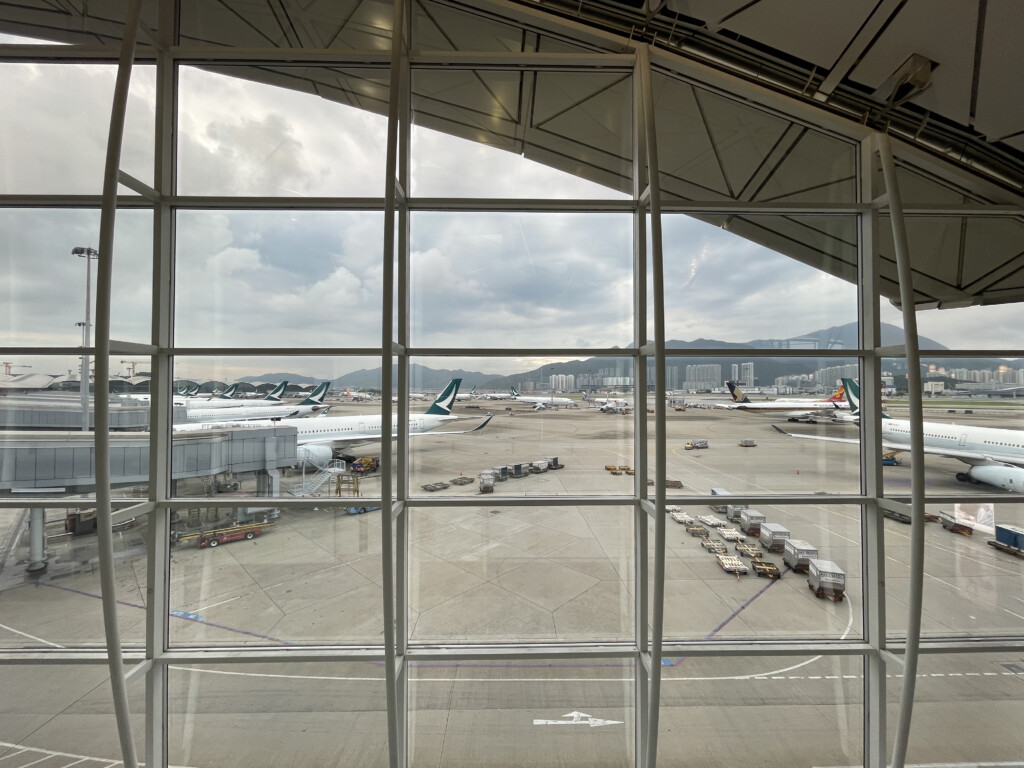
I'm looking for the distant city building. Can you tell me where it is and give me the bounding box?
[684,363,721,391]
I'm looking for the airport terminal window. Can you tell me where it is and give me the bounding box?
[2,6,1023,768]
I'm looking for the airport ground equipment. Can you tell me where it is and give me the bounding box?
[759,522,791,553]
[185,522,272,548]
[884,508,940,524]
[351,456,380,474]
[421,481,451,492]
[739,509,766,535]
[724,504,748,522]
[684,439,709,450]
[65,508,137,536]
[697,514,725,527]
[735,543,763,558]
[717,527,746,542]
[738,439,757,447]
[546,456,564,469]
[686,525,710,538]
[807,559,846,600]
[716,554,748,575]
[479,472,495,493]
[669,508,695,525]
[939,509,973,535]
[751,558,781,579]
[347,505,381,515]
[782,539,819,573]
[708,488,733,512]
[987,524,1024,558]
[700,538,728,554]
[450,476,474,486]
[492,465,509,481]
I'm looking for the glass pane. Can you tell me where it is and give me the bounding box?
[660,504,861,641]
[410,213,633,347]
[662,356,861,496]
[411,69,632,198]
[659,655,863,766]
[0,508,148,648]
[169,662,389,767]
[653,72,857,204]
[168,504,384,647]
[0,208,154,347]
[662,214,858,344]
[0,664,146,760]
[177,66,389,196]
[408,505,633,643]
[887,652,1024,762]
[885,502,1024,639]
[0,64,154,194]
[408,357,634,498]
[410,659,635,768]
[174,210,384,347]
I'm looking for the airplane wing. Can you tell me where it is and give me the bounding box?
[298,414,495,446]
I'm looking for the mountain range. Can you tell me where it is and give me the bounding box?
[240,322,1006,391]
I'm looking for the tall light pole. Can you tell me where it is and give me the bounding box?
[73,246,100,431]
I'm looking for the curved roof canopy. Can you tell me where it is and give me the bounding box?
[2,0,1022,309]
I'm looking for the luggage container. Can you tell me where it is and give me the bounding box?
[988,524,1024,558]
[738,509,766,535]
[479,472,495,493]
[724,504,748,522]
[492,465,508,481]
[782,539,819,572]
[759,522,790,552]
[708,488,732,513]
[807,559,845,600]
[546,456,565,470]
[509,463,525,478]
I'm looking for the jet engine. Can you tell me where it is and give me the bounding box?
[957,464,1024,491]
[296,444,333,467]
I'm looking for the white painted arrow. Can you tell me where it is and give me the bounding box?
[533,711,623,727]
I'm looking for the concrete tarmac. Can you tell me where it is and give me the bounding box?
[1,402,1022,766]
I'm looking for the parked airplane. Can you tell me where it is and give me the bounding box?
[776,378,1024,491]
[583,392,629,410]
[183,382,329,423]
[480,389,514,400]
[509,386,575,408]
[455,386,477,401]
[345,388,376,401]
[719,381,849,422]
[176,379,492,465]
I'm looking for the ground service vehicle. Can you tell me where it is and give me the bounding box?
[939,509,973,535]
[195,523,268,548]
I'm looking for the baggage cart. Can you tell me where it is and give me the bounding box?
[735,543,763,558]
[782,539,819,573]
[939,509,972,535]
[716,554,748,575]
[700,538,728,554]
[759,522,790,553]
[751,558,781,579]
[988,524,1024,558]
[807,559,846,600]
[717,527,746,542]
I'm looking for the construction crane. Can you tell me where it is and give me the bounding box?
[121,360,139,377]
[0,362,30,376]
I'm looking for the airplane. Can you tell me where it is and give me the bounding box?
[718,381,850,422]
[480,389,515,400]
[509,386,575,408]
[125,380,288,408]
[583,392,629,410]
[175,378,492,465]
[182,382,329,423]
[345,387,376,401]
[454,386,477,401]
[774,378,1024,492]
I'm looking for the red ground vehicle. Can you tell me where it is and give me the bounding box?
[196,524,266,548]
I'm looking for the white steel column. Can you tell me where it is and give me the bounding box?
[144,1,178,765]
[93,2,143,766]
[637,45,667,768]
[382,1,408,765]
[877,133,926,768]
[859,135,888,768]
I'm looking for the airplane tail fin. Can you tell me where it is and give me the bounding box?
[216,384,237,399]
[583,392,591,402]
[263,381,288,401]
[826,385,845,402]
[726,381,751,403]
[840,378,870,417]
[426,378,461,415]
[299,382,329,406]
[510,385,520,398]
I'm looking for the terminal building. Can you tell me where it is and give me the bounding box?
[1,2,1023,768]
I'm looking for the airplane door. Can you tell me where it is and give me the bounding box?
[958,432,968,447]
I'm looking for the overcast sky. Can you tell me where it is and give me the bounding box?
[2,54,1021,382]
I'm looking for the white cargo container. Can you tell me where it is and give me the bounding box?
[738,509,766,535]
[708,488,732,513]
[782,539,818,572]
[807,559,846,600]
[759,522,790,552]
